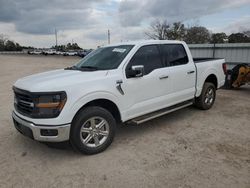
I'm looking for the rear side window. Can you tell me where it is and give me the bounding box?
[163,44,188,66]
[126,45,162,77]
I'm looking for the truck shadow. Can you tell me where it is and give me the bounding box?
[116,106,195,138]
[17,106,197,155]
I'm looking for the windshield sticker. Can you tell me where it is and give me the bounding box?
[112,48,126,53]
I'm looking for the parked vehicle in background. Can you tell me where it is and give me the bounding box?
[63,50,78,56]
[43,49,56,55]
[28,50,42,55]
[12,40,226,155]
[77,49,93,58]
[55,51,65,55]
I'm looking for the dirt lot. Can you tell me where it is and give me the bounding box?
[0,54,249,188]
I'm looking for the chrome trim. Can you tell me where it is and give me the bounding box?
[18,99,34,107]
[12,112,70,142]
[116,79,124,95]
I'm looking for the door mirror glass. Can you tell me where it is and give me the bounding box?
[130,65,144,77]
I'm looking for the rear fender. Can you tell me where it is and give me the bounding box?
[196,68,218,97]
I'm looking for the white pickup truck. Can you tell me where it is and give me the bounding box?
[12,40,226,154]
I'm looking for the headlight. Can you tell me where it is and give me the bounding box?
[33,92,67,118]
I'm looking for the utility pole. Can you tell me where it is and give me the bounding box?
[108,29,110,44]
[55,28,58,48]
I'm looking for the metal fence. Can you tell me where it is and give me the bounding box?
[188,43,250,69]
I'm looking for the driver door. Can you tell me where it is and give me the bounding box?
[122,45,172,120]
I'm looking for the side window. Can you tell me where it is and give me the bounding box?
[126,45,162,78]
[163,44,188,66]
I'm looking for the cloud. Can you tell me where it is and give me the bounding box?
[118,0,250,26]
[0,0,107,34]
[211,16,250,34]
[0,0,250,48]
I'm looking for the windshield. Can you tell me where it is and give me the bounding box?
[75,45,134,70]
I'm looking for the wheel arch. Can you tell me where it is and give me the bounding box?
[196,71,219,97]
[72,98,122,124]
[204,74,218,89]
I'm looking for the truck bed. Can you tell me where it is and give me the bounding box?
[193,58,224,63]
[194,58,225,97]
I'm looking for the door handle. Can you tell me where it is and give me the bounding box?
[187,70,195,74]
[159,75,169,79]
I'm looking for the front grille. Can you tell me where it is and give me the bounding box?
[14,88,35,116]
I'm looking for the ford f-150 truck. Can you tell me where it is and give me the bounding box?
[12,40,226,154]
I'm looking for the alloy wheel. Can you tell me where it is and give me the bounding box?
[80,116,110,148]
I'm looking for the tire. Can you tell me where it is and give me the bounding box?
[70,106,116,155]
[195,82,216,110]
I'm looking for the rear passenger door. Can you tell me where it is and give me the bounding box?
[162,44,196,103]
[122,45,172,119]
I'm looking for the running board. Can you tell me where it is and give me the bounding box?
[128,100,193,125]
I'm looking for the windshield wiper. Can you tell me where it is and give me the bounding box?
[79,66,100,70]
[65,65,101,71]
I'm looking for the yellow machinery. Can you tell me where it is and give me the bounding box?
[225,64,250,88]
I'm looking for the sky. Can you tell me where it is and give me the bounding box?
[0,0,250,49]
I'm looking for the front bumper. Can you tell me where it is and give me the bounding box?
[12,112,70,142]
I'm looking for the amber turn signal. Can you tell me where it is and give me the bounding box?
[36,99,66,110]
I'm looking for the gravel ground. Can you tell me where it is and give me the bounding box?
[0,54,249,188]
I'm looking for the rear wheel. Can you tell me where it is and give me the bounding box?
[70,106,116,154]
[195,82,216,110]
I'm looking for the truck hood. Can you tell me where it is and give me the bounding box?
[14,69,108,92]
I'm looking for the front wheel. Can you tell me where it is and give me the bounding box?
[70,106,116,154]
[195,82,216,110]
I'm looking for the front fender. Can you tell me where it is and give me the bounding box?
[68,91,121,121]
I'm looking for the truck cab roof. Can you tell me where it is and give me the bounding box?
[105,40,184,47]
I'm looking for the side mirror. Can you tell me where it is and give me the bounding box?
[131,65,144,77]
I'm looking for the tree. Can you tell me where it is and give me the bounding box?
[243,30,250,38]
[145,20,211,43]
[228,33,250,43]
[53,45,66,51]
[145,20,186,40]
[0,34,24,51]
[15,43,22,51]
[145,19,170,40]
[0,34,8,51]
[52,43,82,51]
[4,40,16,51]
[167,22,186,40]
[65,43,82,50]
[210,32,227,43]
[71,43,82,50]
[184,26,211,44]
[66,43,72,50]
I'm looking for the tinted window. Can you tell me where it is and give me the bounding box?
[126,45,162,78]
[163,44,188,66]
[76,45,134,70]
